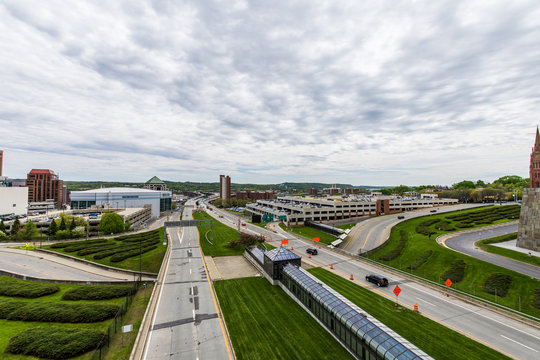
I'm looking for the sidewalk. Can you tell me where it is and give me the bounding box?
[492,239,540,257]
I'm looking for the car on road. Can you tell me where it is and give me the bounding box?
[397,215,405,219]
[306,248,318,255]
[430,209,437,213]
[365,274,389,287]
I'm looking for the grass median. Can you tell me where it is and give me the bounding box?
[367,207,540,318]
[309,268,511,360]
[214,277,354,360]
[279,224,337,244]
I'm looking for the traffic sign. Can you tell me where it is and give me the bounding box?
[445,278,452,288]
[393,285,401,297]
[313,237,320,242]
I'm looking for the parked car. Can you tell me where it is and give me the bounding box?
[306,248,318,255]
[365,274,389,287]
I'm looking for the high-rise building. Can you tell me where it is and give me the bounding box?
[530,126,540,188]
[219,175,231,201]
[0,150,3,176]
[26,169,64,209]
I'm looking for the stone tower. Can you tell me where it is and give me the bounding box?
[517,127,540,251]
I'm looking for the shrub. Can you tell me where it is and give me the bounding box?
[483,273,512,297]
[379,230,408,261]
[6,327,103,359]
[55,230,71,240]
[407,250,433,270]
[50,238,107,249]
[455,222,474,228]
[0,230,7,241]
[533,289,540,310]
[99,212,125,234]
[62,285,133,300]
[0,300,119,323]
[109,244,157,262]
[435,221,455,232]
[71,225,86,238]
[0,277,59,298]
[441,259,466,283]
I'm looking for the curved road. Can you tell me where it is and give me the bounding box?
[442,223,540,279]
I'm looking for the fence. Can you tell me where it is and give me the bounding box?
[90,281,141,360]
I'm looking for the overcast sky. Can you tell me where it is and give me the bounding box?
[1,1,539,186]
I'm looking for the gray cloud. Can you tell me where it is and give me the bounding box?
[1,0,538,185]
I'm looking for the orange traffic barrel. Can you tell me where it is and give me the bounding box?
[308,253,311,258]
[350,274,354,280]
[330,263,334,269]
[414,304,419,313]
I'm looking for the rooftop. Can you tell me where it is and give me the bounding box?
[145,176,165,184]
[72,187,170,194]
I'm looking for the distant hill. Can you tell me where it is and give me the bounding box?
[64,180,387,193]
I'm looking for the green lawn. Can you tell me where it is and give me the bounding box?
[193,212,245,256]
[309,268,511,360]
[368,207,540,318]
[336,223,356,230]
[476,233,540,267]
[0,277,130,360]
[279,224,337,244]
[214,277,354,360]
[43,229,167,274]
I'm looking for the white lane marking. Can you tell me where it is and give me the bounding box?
[406,283,540,341]
[189,268,192,275]
[500,335,538,352]
[416,297,435,306]
[142,226,183,359]
[192,309,196,320]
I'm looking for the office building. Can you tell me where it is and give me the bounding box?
[26,169,64,209]
[0,187,28,218]
[235,190,275,201]
[0,150,3,176]
[144,176,168,191]
[220,175,231,201]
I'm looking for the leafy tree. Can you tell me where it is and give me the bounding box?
[213,198,223,207]
[99,212,125,235]
[48,220,58,236]
[71,226,86,238]
[0,219,5,233]
[10,218,21,236]
[475,180,486,187]
[392,185,410,195]
[21,221,39,240]
[124,221,131,231]
[494,175,523,186]
[69,218,77,233]
[59,216,67,231]
[55,230,71,239]
[380,188,393,195]
[453,180,476,189]
[0,230,7,241]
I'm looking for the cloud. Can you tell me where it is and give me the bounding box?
[0,0,539,186]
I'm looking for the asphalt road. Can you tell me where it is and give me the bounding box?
[143,202,232,360]
[342,203,488,254]
[442,223,540,279]
[0,247,141,281]
[203,202,540,360]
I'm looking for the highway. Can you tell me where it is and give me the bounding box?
[204,202,540,360]
[142,201,232,360]
[442,223,540,279]
[342,203,487,254]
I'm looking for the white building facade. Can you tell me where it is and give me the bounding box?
[0,187,28,218]
[70,188,172,218]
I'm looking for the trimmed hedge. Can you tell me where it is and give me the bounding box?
[407,250,433,270]
[6,327,103,359]
[50,238,107,249]
[483,273,512,297]
[415,219,439,236]
[435,221,455,232]
[0,300,119,323]
[62,284,133,300]
[441,259,466,283]
[0,277,59,298]
[379,230,408,261]
[455,222,474,228]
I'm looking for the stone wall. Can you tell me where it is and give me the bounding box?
[517,188,540,251]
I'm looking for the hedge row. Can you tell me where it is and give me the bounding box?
[92,238,159,260]
[0,299,119,323]
[442,259,466,283]
[115,229,160,242]
[110,244,157,262]
[455,222,474,228]
[434,221,455,232]
[407,250,433,270]
[0,277,59,298]
[62,284,133,300]
[379,230,408,261]
[76,242,119,256]
[120,233,160,243]
[483,273,512,297]
[63,241,116,253]
[6,327,103,359]
[50,238,107,249]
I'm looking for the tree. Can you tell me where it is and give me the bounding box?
[475,180,486,187]
[453,180,475,189]
[58,216,67,231]
[48,220,58,236]
[71,226,86,238]
[0,219,5,233]
[99,212,125,235]
[69,218,77,233]
[10,218,21,237]
[21,221,39,240]
[0,230,7,241]
[392,185,410,195]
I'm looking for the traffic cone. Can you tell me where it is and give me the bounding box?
[414,304,419,313]
[330,264,333,269]
[291,246,294,250]
[318,244,321,249]
[350,274,354,280]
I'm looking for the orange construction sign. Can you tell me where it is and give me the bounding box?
[281,239,289,245]
[393,285,401,297]
[445,278,452,288]
[313,237,320,242]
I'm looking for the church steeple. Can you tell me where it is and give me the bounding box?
[531,126,540,188]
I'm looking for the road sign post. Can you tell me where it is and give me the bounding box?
[393,285,401,308]
[444,278,452,297]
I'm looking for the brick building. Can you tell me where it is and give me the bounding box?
[26,169,64,209]
[219,175,231,201]
[530,127,540,188]
[235,190,275,201]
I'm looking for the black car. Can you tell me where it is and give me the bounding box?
[397,215,405,219]
[306,248,318,255]
[430,209,437,213]
[365,274,389,287]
